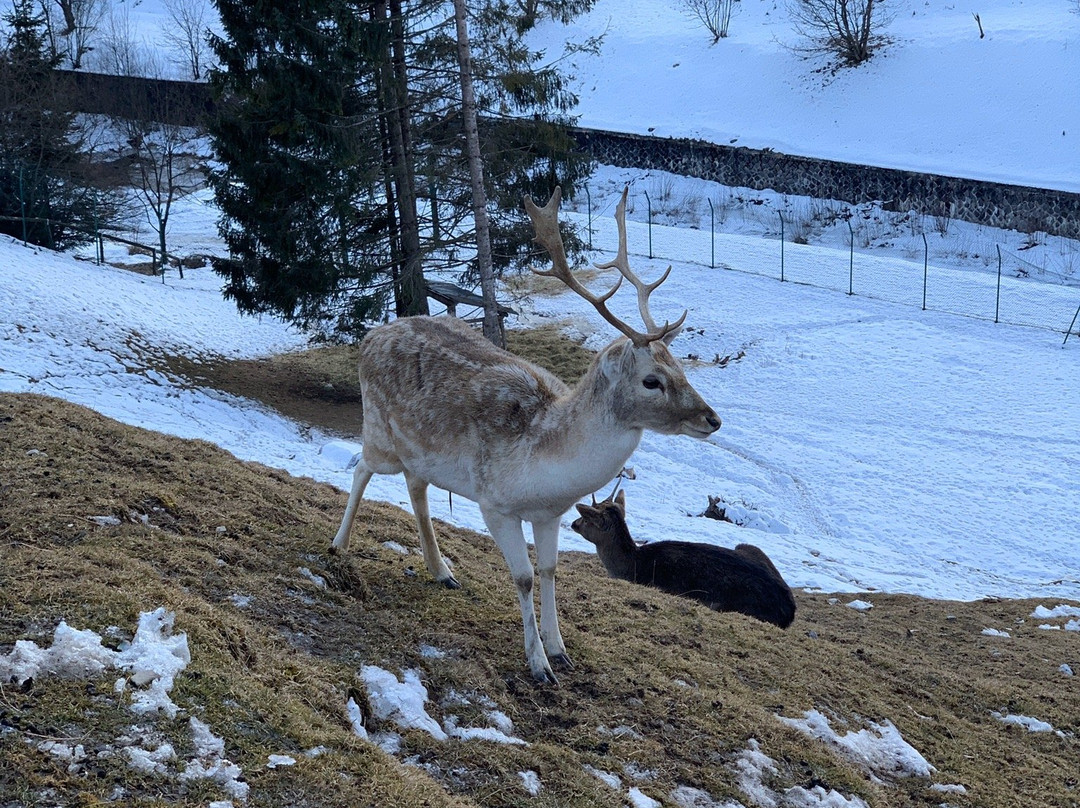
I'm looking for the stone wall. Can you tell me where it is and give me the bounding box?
[571,128,1080,239]
[54,71,1080,238]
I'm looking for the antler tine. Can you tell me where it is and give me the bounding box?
[525,187,652,347]
[593,187,687,343]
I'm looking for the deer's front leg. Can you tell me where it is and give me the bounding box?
[532,517,571,670]
[330,461,374,554]
[480,505,556,685]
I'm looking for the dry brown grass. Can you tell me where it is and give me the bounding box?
[3,392,1079,807]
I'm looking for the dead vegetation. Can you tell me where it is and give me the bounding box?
[2,320,1079,806]
[2,391,1078,807]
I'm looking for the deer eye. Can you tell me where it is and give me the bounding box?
[642,375,664,391]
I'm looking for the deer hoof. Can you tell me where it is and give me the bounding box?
[440,575,462,590]
[532,666,559,686]
[549,652,574,670]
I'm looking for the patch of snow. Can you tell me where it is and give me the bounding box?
[227,594,253,608]
[1032,604,1080,619]
[519,769,542,795]
[585,764,622,789]
[930,783,968,794]
[346,696,367,739]
[991,712,1053,732]
[628,786,662,808]
[190,717,226,758]
[981,628,1010,638]
[267,754,296,768]
[1060,664,1074,676]
[443,714,528,745]
[116,608,191,718]
[88,515,122,526]
[320,440,362,469]
[1066,619,1080,632]
[124,743,176,774]
[360,666,448,741]
[383,541,411,556]
[778,710,935,779]
[298,567,327,589]
[670,784,744,808]
[180,757,249,801]
[846,600,874,612]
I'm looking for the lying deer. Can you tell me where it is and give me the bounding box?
[571,490,796,628]
[331,187,721,683]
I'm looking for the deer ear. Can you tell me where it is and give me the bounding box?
[596,340,630,382]
[575,503,591,517]
[614,489,626,509]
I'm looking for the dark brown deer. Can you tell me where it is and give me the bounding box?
[571,490,796,628]
[330,188,721,683]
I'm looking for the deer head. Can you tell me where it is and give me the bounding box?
[524,186,721,439]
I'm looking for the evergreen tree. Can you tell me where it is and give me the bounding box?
[0,0,115,249]
[207,0,400,335]
[207,0,594,338]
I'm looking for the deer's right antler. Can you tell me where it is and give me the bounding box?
[594,188,686,341]
[525,187,680,348]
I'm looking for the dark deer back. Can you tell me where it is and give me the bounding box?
[572,491,796,628]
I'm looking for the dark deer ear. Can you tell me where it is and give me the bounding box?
[575,503,591,517]
[614,489,626,510]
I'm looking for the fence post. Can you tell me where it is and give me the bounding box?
[429,178,440,246]
[1064,303,1080,347]
[778,211,785,282]
[922,232,928,310]
[995,244,1002,324]
[585,184,592,250]
[18,165,27,245]
[846,218,854,295]
[707,198,715,268]
[643,189,653,259]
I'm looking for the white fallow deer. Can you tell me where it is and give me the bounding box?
[330,186,720,683]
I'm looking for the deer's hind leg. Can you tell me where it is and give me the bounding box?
[405,472,460,589]
[331,459,375,554]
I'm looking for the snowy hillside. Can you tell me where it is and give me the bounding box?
[51,0,1080,191]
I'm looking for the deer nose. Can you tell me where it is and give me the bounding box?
[706,413,721,432]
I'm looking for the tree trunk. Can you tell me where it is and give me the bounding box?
[385,0,428,317]
[452,0,503,347]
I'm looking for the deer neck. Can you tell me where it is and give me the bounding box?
[535,361,643,494]
[592,512,639,581]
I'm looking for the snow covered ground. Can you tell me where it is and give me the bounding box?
[3,181,1079,602]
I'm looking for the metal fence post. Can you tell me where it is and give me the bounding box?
[846,219,854,295]
[775,212,784,282]
[1064,303,1080,347]
[585,185,593,250]
[922,232,928,310]
[643,189,653,259]
[708,198,715,268]
[18,166,27,245]
[995,244,1002,323]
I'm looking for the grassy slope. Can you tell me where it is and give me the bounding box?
[2,391,1079,807]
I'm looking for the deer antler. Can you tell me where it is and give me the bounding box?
[593,187,687,341]
[525,187,671,348]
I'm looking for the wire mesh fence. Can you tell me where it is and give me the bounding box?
[575,191,1080,345]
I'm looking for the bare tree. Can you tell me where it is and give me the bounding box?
[112,49,205,274]
[162,0,209,80]
[39,0,106,68]
[788,0,889,66]
[681,0,737,42]
[452,0,502,347]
